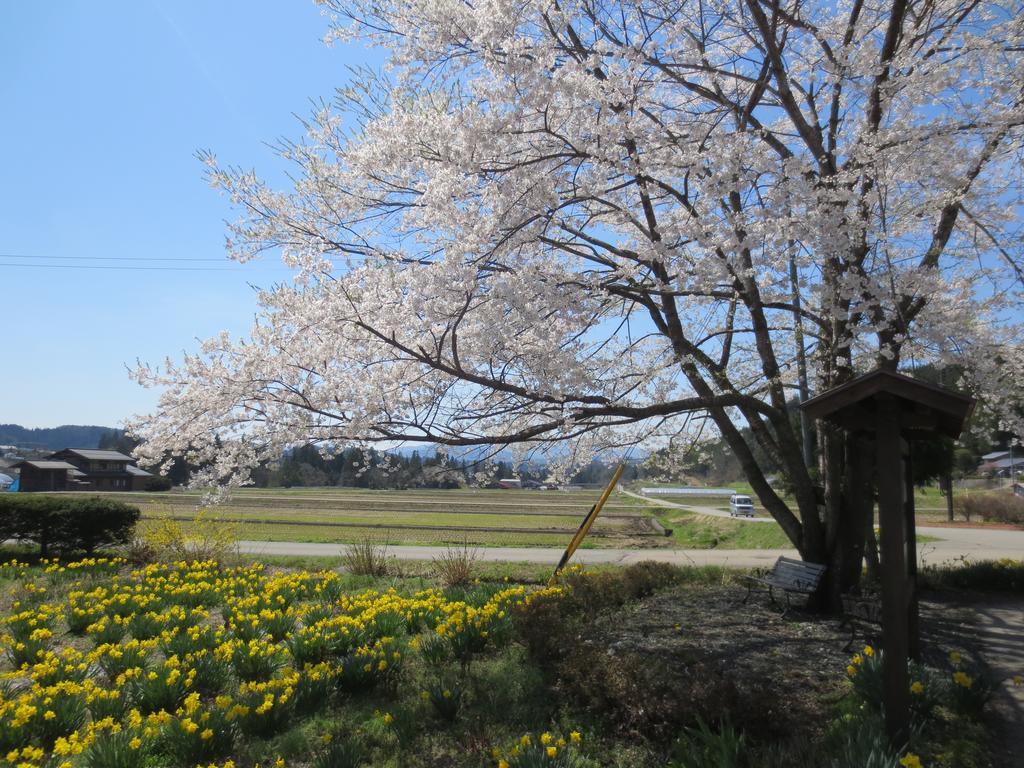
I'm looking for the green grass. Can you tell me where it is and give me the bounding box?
[654,510,794,549]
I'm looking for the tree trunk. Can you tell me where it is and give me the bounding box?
[810,427,873,610]
[865,515,880,582]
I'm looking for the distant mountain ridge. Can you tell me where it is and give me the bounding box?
[0,424,118,451]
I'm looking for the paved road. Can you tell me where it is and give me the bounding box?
[968,598,1024,761]
[620,488,778,521]
[238,525,1024,566]
[236,539,799,567]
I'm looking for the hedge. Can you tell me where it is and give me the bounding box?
[0,495,140,556]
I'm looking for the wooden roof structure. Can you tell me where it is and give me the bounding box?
[801,369,975,439]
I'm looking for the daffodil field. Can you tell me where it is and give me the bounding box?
[0,557,586,768]
[0,555,1016,768]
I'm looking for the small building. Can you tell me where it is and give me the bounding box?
[14,449,153,492]
[496,478,522,489]
[11,460,84,492]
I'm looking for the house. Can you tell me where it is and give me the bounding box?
[977,455,1024,478]
[13,448,153,492]
[496,478,522,489]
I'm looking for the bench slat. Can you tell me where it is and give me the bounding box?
[757,556,827,595]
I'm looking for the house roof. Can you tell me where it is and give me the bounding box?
[981,451,1010,460]
[12,460,79,470]
[125,465,153,477]
[53,449,135,462]
[992,457,1024,468]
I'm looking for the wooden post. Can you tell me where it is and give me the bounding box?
[876,395,910,747]
[942,473,954,522]
[903,440,920,661]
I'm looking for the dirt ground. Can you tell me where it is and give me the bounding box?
[567,583,1012,748]
[575,584,852,740]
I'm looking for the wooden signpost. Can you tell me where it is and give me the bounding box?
[802,370,974,746]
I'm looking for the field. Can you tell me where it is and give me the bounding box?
[109,487,675,549]
[630,480,1012,526]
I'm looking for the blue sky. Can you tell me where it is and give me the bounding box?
[0,2,376,428]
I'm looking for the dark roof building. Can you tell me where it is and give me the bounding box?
[14,449,153,492]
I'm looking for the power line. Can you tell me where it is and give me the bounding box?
[0,253,227,262]
[0,262,246,272]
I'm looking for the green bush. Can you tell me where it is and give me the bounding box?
[0,495,140,556]
[143,476,172,492]
[919,558,1024,592]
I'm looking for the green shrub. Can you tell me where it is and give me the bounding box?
[143,476,172,492]
[919,558,1024,592]
[60,497,141,552]
[0,495,140,556]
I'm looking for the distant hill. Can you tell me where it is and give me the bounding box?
[0,424,118,451]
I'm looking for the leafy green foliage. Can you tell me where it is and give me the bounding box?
[0,496,140,556]
[668,718,745,768]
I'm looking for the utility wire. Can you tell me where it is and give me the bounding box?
[0,253,227,262]
[0,262,247,272]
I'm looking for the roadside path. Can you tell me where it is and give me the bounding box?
[237,540,797,567]
[237,525,1024,565]
[969,598,1024,761]
[619,488,777,522]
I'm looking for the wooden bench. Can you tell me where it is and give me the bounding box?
[840,593,883,652]
[742,556,826,614]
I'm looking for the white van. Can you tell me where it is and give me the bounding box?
[729,494,755,517]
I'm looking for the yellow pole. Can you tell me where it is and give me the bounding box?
[552,462,627,579]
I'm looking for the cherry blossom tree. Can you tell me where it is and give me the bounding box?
[130,0,1024,602]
